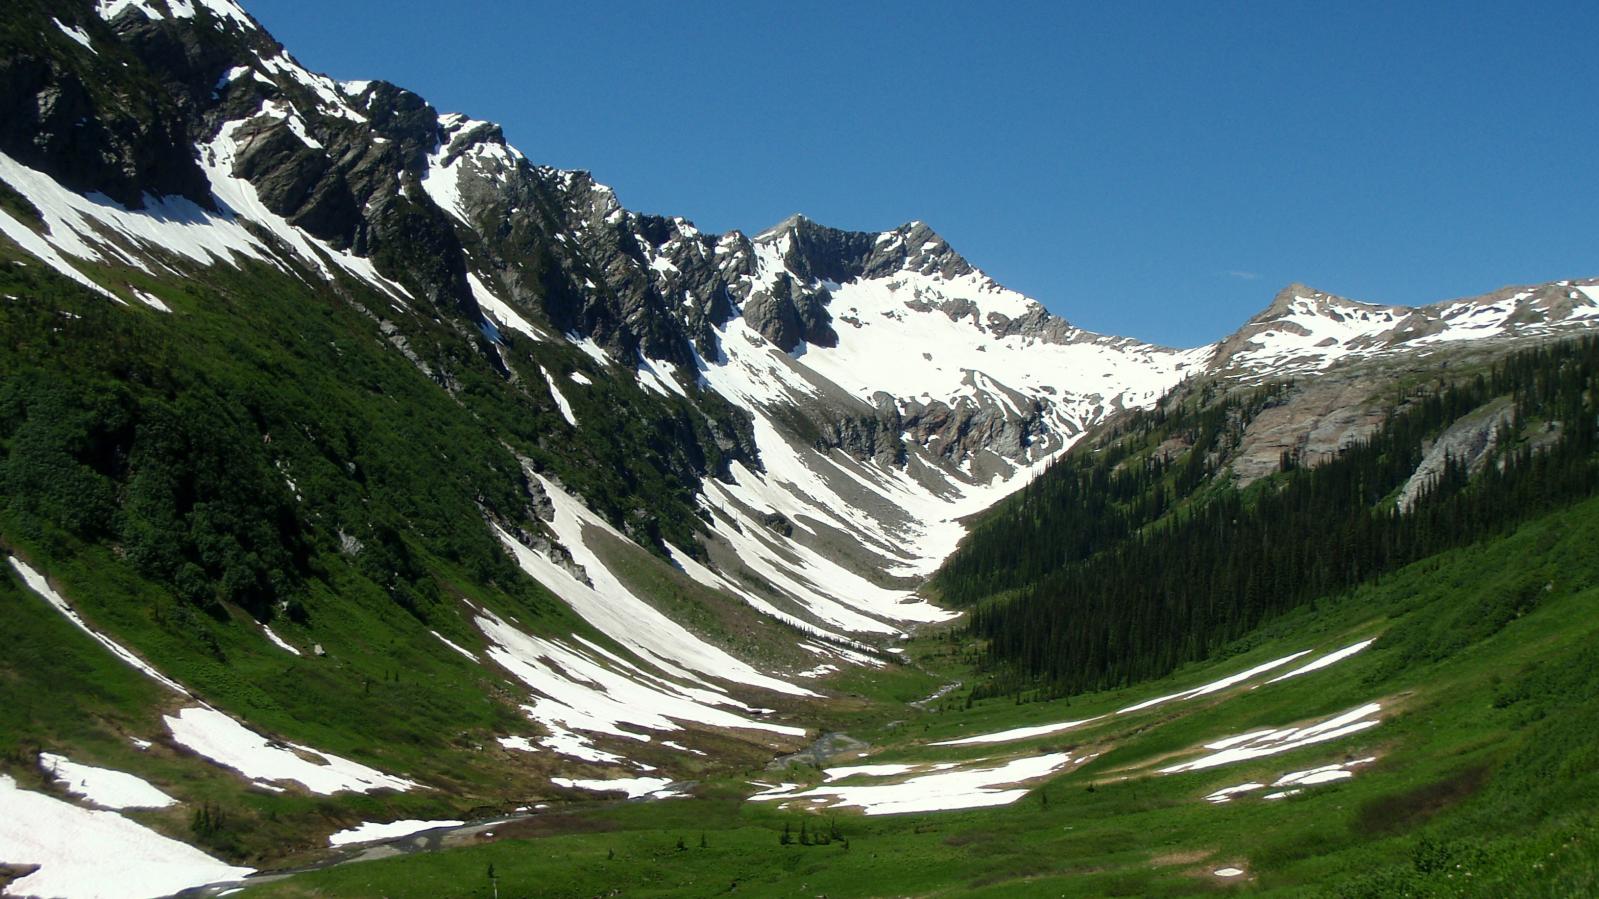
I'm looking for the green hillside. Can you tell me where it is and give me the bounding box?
[239,492,1599,897]
[937,338,1599,696]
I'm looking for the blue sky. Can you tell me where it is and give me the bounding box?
[246,1,1599,347]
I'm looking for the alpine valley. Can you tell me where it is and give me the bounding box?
[3,2,1599,897]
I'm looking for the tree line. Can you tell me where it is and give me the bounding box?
[947,337,1599,696]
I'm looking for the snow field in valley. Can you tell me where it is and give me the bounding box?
[749,752,1078,816]
[0,774,253,899]
[163,707,418,795]
[550,776,687,800]
[495,473,812,698]
[935,637,1376,747]
[327,819,466,847]
[475,607,802,769]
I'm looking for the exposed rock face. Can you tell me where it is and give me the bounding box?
[1227,376,1392,485]
[9,0,1599,558]
[1397,399,1516,511]
[742,272,837,353]
[0,6,213,206]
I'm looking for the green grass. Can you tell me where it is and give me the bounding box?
[4,167,1596,895]
[0,243,821,864]
[240,495,1599,897]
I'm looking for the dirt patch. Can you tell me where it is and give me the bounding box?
[966,856,1056,889]
[1355,763,1491,834]
[1149,849,1211,867]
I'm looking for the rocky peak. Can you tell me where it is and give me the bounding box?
[1259,282,1324,317]
[754,214,879,286]
[862,220,974,281]
[0,0,222,207]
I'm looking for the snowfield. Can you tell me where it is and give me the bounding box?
[931,716,1103,747]
[1264,639,1375,684]
[1161,703,1383,774]
[38,752,176,810]
[750,753,1076,816]
[164,707,417,795]
[496,475,812,697]
[327,819,465,847]
[1206,757,1378,803]
[0,773,252,899]
[551,776,687,799]
[1118,650,1313,714]
[476,608,804,748]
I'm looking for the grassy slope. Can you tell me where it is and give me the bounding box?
[245,495,1599,897]
[0,236,822,864]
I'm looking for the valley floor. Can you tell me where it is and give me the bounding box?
[211,496,1599,897]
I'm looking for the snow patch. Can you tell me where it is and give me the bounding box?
[131,287,172,312]
[260,623,300,656]
[9,557,188,694]
[1160,704,1383,774]
[327,819,464,847]
[1264,639,1375,684]
[164,707,416,795]
[38,753,176,810]
[0,773,252,899]
[430,630,479,662]
[52,19,97,53]
[540,365,578,426]
[751,753,1073,816]
[1118,651,1313,714]
[470,271,542,340]
[551,776,685,799]
[931,716,1103,747]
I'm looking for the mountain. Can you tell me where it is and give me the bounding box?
[3,2,1599,897]
[1211,280,1599,377]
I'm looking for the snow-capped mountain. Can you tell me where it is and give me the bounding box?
[1209,280,1599,378]
[1,0,1222,653]
[6,0,1599,824]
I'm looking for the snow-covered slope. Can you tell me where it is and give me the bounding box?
[673,217,1209,643]
[1209,281,1599,378]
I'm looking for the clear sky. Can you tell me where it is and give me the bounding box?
[244,1,1599,348]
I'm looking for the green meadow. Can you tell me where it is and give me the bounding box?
[228,493,1599,897]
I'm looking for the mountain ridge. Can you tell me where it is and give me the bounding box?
[5,4,1599,895]
[5,0,1598,652]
